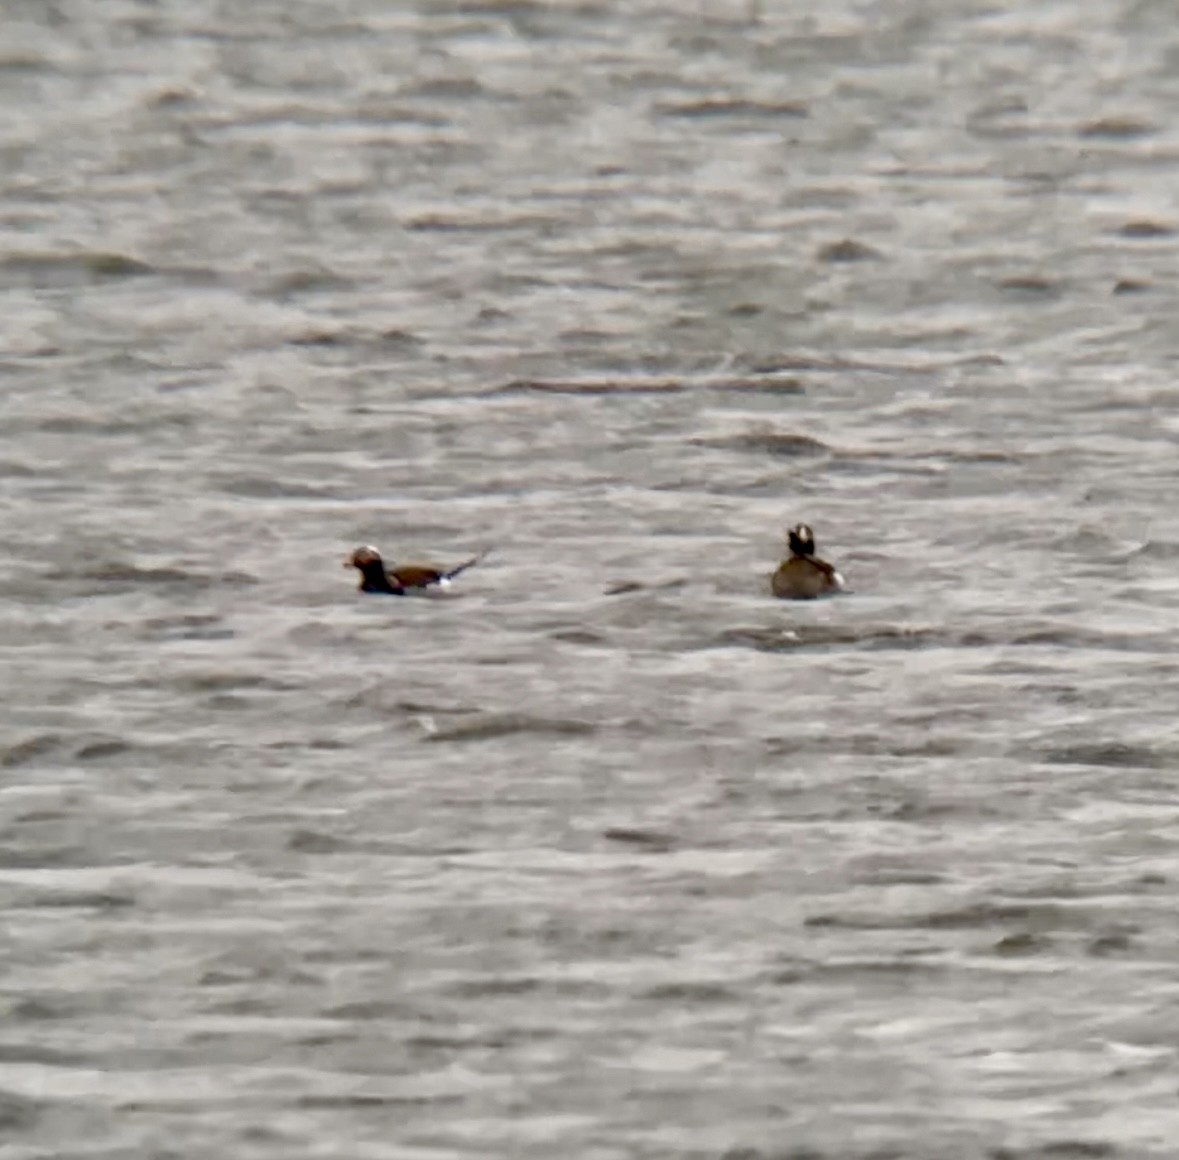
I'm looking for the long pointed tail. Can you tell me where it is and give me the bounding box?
[442,548,490,581]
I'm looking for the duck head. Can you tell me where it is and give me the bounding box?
[787,524,816,558]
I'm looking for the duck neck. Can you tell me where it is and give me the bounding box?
[359,563,402,594]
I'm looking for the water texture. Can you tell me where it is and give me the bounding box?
[2,1,1179,1157]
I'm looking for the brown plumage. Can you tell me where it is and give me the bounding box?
[770,524,844,600]
[345,545,486,595]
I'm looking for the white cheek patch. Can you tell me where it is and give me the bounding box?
[832,571,845,589]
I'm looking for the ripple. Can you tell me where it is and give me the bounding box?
[213,475,335,499]
[286,829,355,855]
[20,412,198,437]
[1,735,62,769]
[1038,742,1173,769]
[712,624,936,653]
[167,672,295,695]
[602,826,675,852]
[297,1092,458,1108]
[997,275,1061,297]
[141,614,234,642]
[0,1089,40,1132]
[656,97,808,119]
[420,712,595,743]
[1116,219,1175,238]
[66,562,257,595]
[1127,539,1179,560]
[1,733,132,767]
[805,901,1080,933]
[817,238,883,263]
[16,889,137,911]
[1078,115,1156,138]
[0,250,153,289]
[641,981,736,1002]
[712,621,1174,655]
[447,975,603,1000]
[692,430,830,458]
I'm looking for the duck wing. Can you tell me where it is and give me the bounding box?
[386,549,489,589]
[810,556,845,588]
[388,563,446,588]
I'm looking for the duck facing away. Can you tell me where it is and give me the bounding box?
[771,524,844,600]
[346,545,486,595]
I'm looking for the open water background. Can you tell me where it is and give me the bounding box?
[4,1,1179,1156]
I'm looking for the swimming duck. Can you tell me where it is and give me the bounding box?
[770,524,844,599]
[346,545,486,594]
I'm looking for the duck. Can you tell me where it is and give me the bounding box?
[345,545,486,595]
[770,524,844,599]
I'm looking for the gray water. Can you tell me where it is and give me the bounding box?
[3,1,1179,1157]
